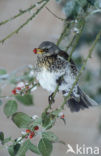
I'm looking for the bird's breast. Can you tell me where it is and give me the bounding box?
[36,68,63,93]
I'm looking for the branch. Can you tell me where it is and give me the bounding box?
[0,65,29,80]
[0,0,50,44]
[45,7,65,21]
[61,29,101,109]
[65,35,76,52]
[0,65,33,90]
[0,0,44,26]
[68,19,85,61]
[56,22,70,46]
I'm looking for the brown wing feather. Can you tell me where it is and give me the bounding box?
[58,51,78,75]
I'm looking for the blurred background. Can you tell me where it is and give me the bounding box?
[0,0,101,155]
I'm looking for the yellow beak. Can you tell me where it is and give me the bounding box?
[37,48,44,54]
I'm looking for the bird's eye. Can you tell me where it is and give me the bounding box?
[43,48,48,52]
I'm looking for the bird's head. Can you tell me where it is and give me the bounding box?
[33,41,60,56]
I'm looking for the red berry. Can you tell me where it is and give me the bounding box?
[29,132,35,139]
[12,89,16,95]
[61,114,64,119]
[33,48,37,54]
[26,129,31,134]
[16,87,21,90]
[34,126,39,131]
[29,135,33,139]
[25,136,28,139]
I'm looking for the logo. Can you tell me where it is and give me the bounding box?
[66,144,100,155]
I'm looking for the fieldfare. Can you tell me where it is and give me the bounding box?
[33,41,97,112]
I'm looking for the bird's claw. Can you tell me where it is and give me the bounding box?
[48,93,55,107]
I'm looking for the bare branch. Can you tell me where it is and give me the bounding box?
[0,0,50,44]
[0,0,44,26]
[68,19,85,61]
[56,22,70,46]
[45,7,65,21]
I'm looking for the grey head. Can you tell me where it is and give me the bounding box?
[38,41,60,56]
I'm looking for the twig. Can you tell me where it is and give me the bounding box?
[0,0,50,44]
[65,34,76,51]
[0,65,32,90]
[0,95,13,99]
[61,29,101,109]
[68,19,85,61]
[0,65,29,80]
[56,22,70,46]
[0,0,44,26]
[45,7,65,21]
[90,9,101,15]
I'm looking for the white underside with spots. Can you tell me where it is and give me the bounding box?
[36,68,64,93]
[36,66,79,98]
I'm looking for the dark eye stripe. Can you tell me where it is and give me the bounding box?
[43,48,48,52]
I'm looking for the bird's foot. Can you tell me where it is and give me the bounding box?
[48,93,55,108]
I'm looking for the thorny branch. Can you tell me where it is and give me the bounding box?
[56,22,70,46]
[45,7,65,21]
[0,0,44,26]
[0,0,49,44]
[68,19,85,61]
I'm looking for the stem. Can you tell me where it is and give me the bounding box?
[56,22,70,46]
[65,35,76,52]
[0,95,13,99]
[68,19,85,61]
[45,7,65,21]
[0,0,44,26]
[0,0,49,44]
[61,29,101,109]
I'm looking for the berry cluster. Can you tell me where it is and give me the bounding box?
[58,112,65,119]
[12,82,33,95]
[25,126,39,139]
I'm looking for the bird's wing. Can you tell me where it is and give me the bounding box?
[58,51,78,74]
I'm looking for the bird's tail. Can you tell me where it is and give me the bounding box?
[67,87,98,112]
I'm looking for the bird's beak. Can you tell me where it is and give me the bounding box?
[33,48,44,54]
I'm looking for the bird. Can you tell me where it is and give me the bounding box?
[33,41,97,112]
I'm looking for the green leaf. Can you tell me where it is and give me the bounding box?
[16,94,34,106]
[51,109,61,117]
[63,1,76,17]
[38,138,53,156]
[63,0,83,19]
[42,112,56,130]
[0,132,4,141]
[0,69,7,75]
[77,0,87,8]
[16,140,30,156]
[8,145,15,156]
[88,0,95,5]
[42,131,58,143]
[2,137,11,144]
[8,144,21,156]
[12,112,32,128]
[4,100,18,118]
[14,144,21,154]
[94,0,101,8]
[42,113,51,129]
[29,141,40,155]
